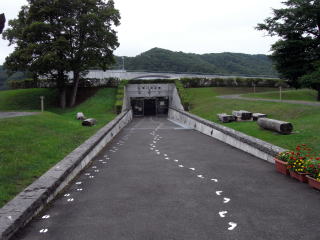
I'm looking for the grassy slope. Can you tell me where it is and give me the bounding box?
[243,89,318,102]
[187,87,320,153]
[0,88,59,110]
[0,88,116,207]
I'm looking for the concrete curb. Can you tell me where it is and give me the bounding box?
[0,110,133,240]
[168,107,286,163]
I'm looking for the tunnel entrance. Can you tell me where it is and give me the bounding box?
[131,97,169,117]
[144,99,156,116]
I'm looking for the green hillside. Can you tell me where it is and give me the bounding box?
[114,48,278,77]
[0,88,116,207]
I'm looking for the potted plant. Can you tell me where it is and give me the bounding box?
[286,144,314,183]
[305,159,320,190]
[287,157,308,182]
[274,151,291,175]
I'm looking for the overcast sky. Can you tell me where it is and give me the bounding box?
[0,0,284,64]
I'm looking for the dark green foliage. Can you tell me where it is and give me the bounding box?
[179,77,281,88]
[174,80,190,110]
[257,0,320,93]
[0,65,29,90]
[3,0,120,108]
[8,78,39,89]
[113,48,278,77]
[299,62,320,100]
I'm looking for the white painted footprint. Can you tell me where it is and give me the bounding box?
[178,165,184,168]
[39,229,48,233]
[219,211,228,218]
[228,222,237,231]
[211,178,218,182]
[223,198,231,203]
[189,168,195,171]
[216,191,223,196]
[197,175,204,179]
[42,215,50,219]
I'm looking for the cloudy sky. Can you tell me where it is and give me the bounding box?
[0,0,283,64]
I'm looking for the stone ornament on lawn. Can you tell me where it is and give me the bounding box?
[232,110,252,120]
[82,118,97,126]
[257,118,293,134]
[76,112,85,120]
[252,113,267,121]
[217,113,236,123]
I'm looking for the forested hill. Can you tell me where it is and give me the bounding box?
[114,48,278,77]
[0,66,28,90]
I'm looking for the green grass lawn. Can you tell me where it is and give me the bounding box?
[0,88,59,110]
[0,88,116,207]
[242,88,318,102]
[187,87,320,154]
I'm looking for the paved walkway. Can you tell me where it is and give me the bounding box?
[0,112,39,119]
[13,117,320,240]
[218,94,320,106]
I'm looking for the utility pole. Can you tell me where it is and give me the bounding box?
[40,96,45,112]
[279,86,282,101]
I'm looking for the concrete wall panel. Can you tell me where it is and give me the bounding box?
[168,108,286,164]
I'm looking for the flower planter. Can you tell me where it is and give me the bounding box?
[306,175,320,190]
[274,158,289,175]
[289,171,308,183]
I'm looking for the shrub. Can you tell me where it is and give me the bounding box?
[114,80,128,114]
[276,151,291,162]
[305,159,320,181]
[287,144,315,173]
[174,79,190,110]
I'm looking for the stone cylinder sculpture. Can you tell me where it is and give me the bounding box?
[257,118,293,134]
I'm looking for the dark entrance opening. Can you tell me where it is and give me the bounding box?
[131,97,169,117]
[144,99,156,116]
[131,99,144,116]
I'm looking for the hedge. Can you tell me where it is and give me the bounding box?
[180,77,284,88]
[114,80,128,114]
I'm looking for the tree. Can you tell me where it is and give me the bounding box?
[3,0,120,108]
[300,61,320,100]
[65,0,120,107]
[256,0,320,96]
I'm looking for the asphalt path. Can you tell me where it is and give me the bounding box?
[0,112,38,119]
[13,117,320,240]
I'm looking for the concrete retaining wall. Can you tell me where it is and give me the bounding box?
[0,110,133,240]
[168,108,286,163]
[122,85,130,112]
[170,86,184,111]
